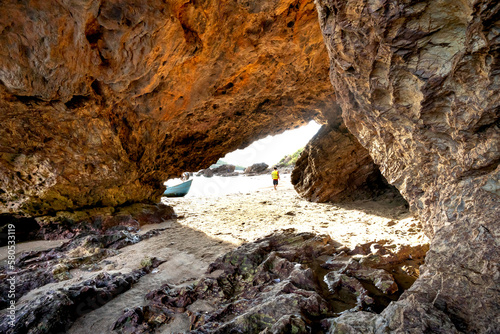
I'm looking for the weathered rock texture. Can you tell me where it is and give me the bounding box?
[0,0,335,215]
[292,104,405,202]
[0,203,173,309]
[111,232,427,333]
[315,0,500,332]
[0,265,162,334]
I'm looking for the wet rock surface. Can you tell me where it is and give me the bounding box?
[0,263,162,334]
[112,232,426,333]
[0,203,174,309]
[315,0,500,332]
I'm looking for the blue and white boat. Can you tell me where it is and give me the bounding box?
[163,179,193,197]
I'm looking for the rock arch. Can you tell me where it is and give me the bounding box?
[0,0,385,216]
[0,0,498,332]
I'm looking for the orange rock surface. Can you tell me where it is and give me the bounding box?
[0,0,336,214]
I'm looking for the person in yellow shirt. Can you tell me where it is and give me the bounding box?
[271,167,280,190]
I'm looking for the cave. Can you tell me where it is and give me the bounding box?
[0,0,498,333]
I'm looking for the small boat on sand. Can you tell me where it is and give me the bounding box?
[163,179,193,197]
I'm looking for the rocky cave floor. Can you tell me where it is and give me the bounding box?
[0,176,429,333]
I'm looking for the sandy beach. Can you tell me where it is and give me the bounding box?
[4,174,429,333]
[165,173,427,249]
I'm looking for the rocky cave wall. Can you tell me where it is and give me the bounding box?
[291,102,404,203]
[0,0,498,332]
[0,0,344,216]
[315,0,499,332]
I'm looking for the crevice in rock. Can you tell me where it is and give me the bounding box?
[458,157,500,180]
[84,17,103,47]
[0,261,163,334]
[0,214,40,246]
[90,79,104,97]
[14,95,47,105]
[474,111,500,133]
[64,95,91,109]
[111,232,427,333]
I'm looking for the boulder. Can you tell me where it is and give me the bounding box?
[244,162,269,175]
[292,105,405,202]
[211,164,236,175]
[197,168,214,178]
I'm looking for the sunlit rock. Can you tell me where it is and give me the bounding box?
[0,0,335,215]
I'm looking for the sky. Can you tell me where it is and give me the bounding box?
[222,121,322,167]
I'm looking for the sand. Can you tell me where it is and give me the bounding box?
[5,174,429,333]
[166,174,428,249]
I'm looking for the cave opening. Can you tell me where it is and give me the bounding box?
[159,117,429,324]
[2,0,497,331]
[164,120,322,197]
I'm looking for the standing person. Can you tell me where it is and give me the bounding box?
[271,167,280,190]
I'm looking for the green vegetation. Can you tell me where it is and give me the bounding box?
[211,159,246,170]
[140,256,153,268]
[276,147,304,167]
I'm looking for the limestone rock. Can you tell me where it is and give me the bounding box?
[315,0,500,332]
[0,0,335,215]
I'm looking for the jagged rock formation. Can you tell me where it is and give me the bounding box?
[292,104,405,202]
[315,0,500,332]
[292,122,401,202]
[111,232,427,333]
[1,0,498,332]
[0,0,335,215]
[0,265,163,334]
[0,203,174,309]
[0,231,427,333]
